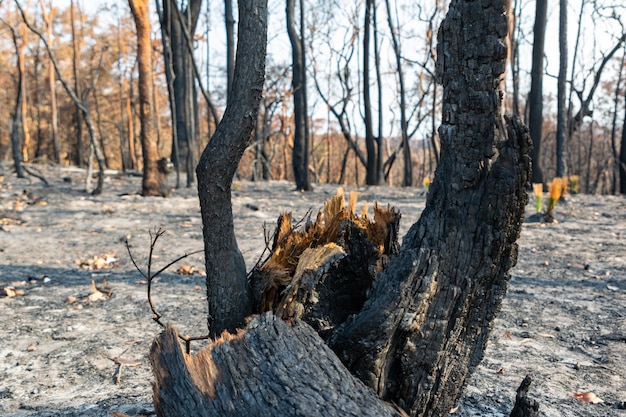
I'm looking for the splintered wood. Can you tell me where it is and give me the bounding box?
[250,187,400,337]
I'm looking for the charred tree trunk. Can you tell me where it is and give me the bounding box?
[373,0,385,183]
[287,0,312,191]
[159,0,202,187]
[330,0,528,412]
[225,0,235,98]
[151,317,404,417]
[528,0,547,185]
[363,0,378,186]
[619,92,626,194]
[196,0,267,337]
[8,23,26,178]
[556,0,568,178]
[150,0,531,415]
[129,0,163,196]
[70,0,84,167]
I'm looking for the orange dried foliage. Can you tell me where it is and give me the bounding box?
[257,188,398,313]
[573,392,604,404]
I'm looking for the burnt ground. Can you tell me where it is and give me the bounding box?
[0,164,624,416]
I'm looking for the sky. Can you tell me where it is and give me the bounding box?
[49,0,625,135]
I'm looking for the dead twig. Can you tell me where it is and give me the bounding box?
[247,208,315,280]
[105,349,141,385]
[125,228,208,353]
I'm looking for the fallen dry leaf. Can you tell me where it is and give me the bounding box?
[87,279,109,302]
[88,290,107,302]
[176,264,195,275]
[505,330,512,340]
[194,285,202,291]
[449,405,459,413]
[26,345,37,351]
[66,296,78,304]
[1,286,19,297]
[75,252,117,270]
[573,391,604,404]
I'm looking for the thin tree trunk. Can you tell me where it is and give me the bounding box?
[117,14,129,172]
[19,17,31,163]
[126,77,137,169]
[196,0,268,337]
[585,120,594,193]
[34,45,46,159]
[556,0,568,178]
[566,0,585,176]
[225,0,235,99]
[70,0,84,167]
[385,0,412,187]
[159,0,202,185]
[373,0,385,184]
[619,88,626,194]
[8,23,25,178]
[155,0,180,187]
[363,0,378,185]
[528,0,547,184]
[40,0,60,163]
[287,0,311,191]
[129,0,163,196]
[609,50,624,194]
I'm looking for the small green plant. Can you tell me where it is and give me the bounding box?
[544,177,563,222]
[532,183,543,213]
[569,175,580,194]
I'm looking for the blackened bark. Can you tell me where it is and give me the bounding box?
[363,0,378,185]
[70,0,84,168]
[373,0,385,183]
[528,0,547,184]
[225,0,235,98]
[330,0,530,414]
[150,317,404,417]
[151,1,530,416]
[196,0,267,337]
[510,376,540,417]
[287,0,311,191]
[619,89,626,194]
[8,24,25,179]
[556,0,568,178]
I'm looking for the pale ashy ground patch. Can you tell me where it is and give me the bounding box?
[0,165,624,416]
